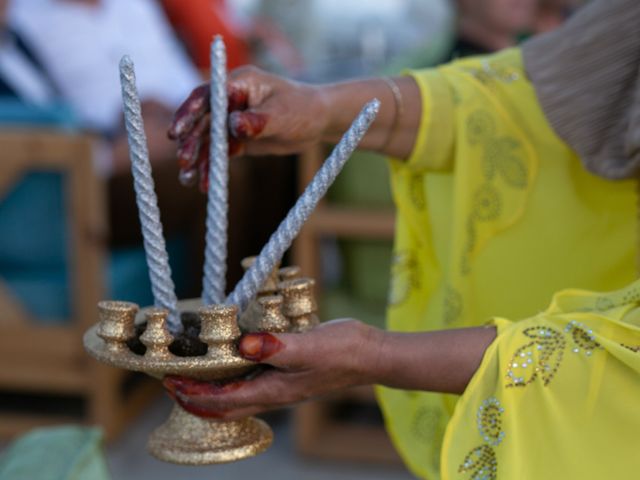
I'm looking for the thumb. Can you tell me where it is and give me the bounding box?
[239,332,307,369]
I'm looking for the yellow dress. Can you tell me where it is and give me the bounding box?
[442,279,640,479]
[376,48,636,479]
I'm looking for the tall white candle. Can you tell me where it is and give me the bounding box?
[119,55,179,332]
[202,36,229,306]
[227,99,380,311]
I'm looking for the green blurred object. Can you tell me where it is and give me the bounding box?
[328,151,393,208]
[0,426,111,480]
[321,286,387,330]
[326,151,394,328]
[341,239,393,306]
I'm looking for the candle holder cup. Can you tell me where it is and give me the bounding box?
[83,265,318,465]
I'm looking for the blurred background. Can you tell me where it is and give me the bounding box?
[0,0,580,478]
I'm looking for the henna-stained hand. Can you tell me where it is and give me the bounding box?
[163,319,382,420]
[168,66,329,192]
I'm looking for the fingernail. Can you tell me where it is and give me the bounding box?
[239,333,284,361]
[179,168,197,187]
[229,111,267,139]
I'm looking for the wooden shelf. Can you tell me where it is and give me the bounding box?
[307,207,395,239]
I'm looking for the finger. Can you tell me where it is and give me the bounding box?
[228,83,249,112]
[178,167,198,187]
[198,159,209,193]
[228,110,268,140]
[163,375,244,396]
[171,370,297,411]
[239,332,310,370]
[174,394,267,421]
[176,113,210,169]
[168,83,210,140]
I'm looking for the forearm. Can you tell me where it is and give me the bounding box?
[319,76,421,159]
[368,326,497,394]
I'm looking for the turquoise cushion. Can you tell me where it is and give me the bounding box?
[1,268,70,321]
[0,172,68,270]
[107,236,189,309]
[0,426,110,480]
[0,98,77,128]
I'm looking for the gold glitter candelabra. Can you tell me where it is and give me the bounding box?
[83,263,318,465]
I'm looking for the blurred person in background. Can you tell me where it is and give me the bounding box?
[445,0,537,60]
[0,0,74,123]
[159,0,304,76]
[8,0,207,296]
[165,0,640,478]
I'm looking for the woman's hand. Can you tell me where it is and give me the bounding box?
[167,66,329,191]
[168,66,423,191]
[162,320,497,420]
[163,319,383,420]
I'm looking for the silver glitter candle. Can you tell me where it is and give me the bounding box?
[227,99,380,311]
[119,55,180,332]
[202,36,229,306]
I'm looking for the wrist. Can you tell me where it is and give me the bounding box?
[351,321,389,386]
[315,83,339,143]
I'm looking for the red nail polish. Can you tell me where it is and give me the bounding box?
[239,333,284,361]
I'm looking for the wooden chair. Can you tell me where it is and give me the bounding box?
[0,130,158,441]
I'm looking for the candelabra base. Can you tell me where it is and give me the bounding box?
[148,404,273,465]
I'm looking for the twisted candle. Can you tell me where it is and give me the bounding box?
[227,99,380,311]
[119,56,179,331]
[202,36,229,306]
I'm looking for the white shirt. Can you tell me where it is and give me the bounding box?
[0,32,57,106]
[9,0,200,133]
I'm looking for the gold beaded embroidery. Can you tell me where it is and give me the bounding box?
[459,446,497,480]
[621,344,640,353]
[564,320,602,356]
[458,397,504,480]
[506,326,565,388]
[506,321,602,388]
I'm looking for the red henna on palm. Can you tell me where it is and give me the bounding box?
[164,376,245,397]
[239,333,284,361]
[229,111,267,140]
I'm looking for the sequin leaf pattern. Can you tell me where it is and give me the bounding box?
[507,321,601,388]
[506,326,565,388]
[458,397,504,480]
